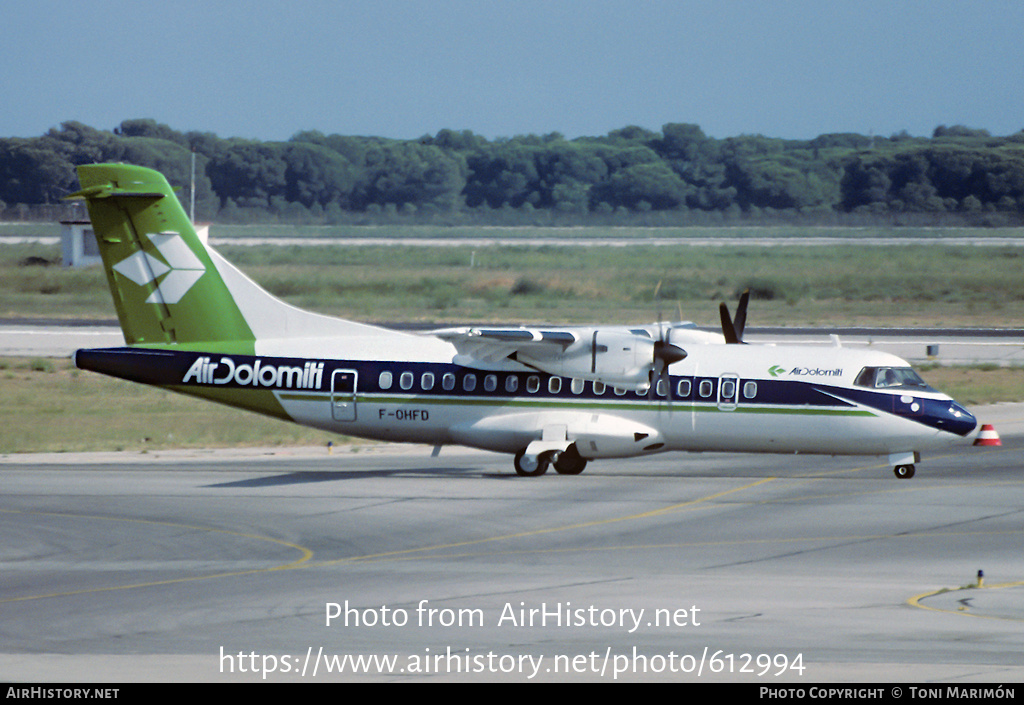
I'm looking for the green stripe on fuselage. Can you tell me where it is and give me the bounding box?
[277,391,877,417]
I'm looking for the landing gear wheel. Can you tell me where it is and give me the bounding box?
[553,445,587,475]
[514,450,549,477]
[894,464,916,479]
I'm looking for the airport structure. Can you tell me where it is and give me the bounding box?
[61,218,208,267]
[60,219,100,268]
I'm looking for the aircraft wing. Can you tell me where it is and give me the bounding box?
[429,323,720,388]
[430,326,578,363]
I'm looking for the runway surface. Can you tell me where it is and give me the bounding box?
[2,323,1022,365]
[6,234,1024,249]
[3,405,1024,683]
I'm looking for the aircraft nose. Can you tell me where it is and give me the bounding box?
[940,401,977,437]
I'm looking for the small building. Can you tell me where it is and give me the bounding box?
[60,219,210,267]
[60,219,100,268]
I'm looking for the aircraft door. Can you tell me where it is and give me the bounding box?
[331,369,358,421]
[718,374,739,411]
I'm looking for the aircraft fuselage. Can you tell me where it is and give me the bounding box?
[75,340,977,465]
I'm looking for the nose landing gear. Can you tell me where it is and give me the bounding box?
[893,464,915,479]
[890,452,920,480]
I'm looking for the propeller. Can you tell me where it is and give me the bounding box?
[719,289,750,344]
[649,281,688,401]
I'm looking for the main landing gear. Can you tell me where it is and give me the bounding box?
[513,445,588,476]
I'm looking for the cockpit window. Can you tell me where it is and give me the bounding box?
[854,366,934,391]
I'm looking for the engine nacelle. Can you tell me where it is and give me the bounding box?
[515,330,657,390]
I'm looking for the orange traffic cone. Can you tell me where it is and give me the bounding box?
[974,424,1002,446]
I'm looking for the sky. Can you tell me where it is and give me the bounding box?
[3,0,1023,143]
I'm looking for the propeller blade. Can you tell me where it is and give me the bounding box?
[720,289,750,344]
[733,289,750,343]
[648,319,687,402]
[649,358,664,400]
[719,302,740,344]
[659,359,672,407]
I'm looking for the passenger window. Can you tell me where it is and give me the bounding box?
[743,381,757,399]
[721,380,736,399]
[442,373,455,391]
[676,379,691,398]
[656,378,667,397]
[699,380,714,398]
[548,377,562,394]
[421,372,435,390]
[400,372,413,390]
[484,374,497,392]
[593,381,606,395]
[505,376,518,393]
[378,371,393,390]
[463,374,477,392]
[614,386,626,396]
[571,378,585,394]
[527,376,540,393]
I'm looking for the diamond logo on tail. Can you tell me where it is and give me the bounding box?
[112,232,205,304]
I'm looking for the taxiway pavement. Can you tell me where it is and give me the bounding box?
[2,413,1023,683]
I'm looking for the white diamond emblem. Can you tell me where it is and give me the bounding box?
[112,232,205,304]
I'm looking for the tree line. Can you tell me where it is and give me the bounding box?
[2,119,1023,225]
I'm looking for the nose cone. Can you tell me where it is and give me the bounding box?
[936,400,977,437]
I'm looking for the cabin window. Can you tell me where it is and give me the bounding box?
[571,378,585,394]
[593,381,606,395]
[548,377,562,394]
[484,374,497,392]
[400,371,414,390]
[378,371,393,390]
[614,386,627,396]
[743,381,758,399]
[676,379,691,398]
[527,376,540,393]
[442,373,456,391]
[421,372,435,390]
[720,379,736,399]
[698,380,714,398]
[655,378,667,397]
[463,374,477,392]
[505,376,518,393]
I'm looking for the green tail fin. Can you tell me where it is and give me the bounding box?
[68,164,254,347]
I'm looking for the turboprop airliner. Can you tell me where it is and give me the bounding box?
[68,163,978,478]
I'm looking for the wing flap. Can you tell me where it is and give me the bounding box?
[430,327,578,363]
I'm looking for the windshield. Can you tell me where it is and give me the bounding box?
[854,366,935,391]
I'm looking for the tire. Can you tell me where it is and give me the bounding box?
[893,464,915,479]
[514,450,548,476]
[553,445,587,475]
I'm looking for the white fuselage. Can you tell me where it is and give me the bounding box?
[256,337,976,461]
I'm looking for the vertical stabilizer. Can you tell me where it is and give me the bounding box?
[69,164,255,347]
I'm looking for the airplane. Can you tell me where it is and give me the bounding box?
[68,163,979,479]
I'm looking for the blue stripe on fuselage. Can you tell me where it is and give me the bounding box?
[74,347,975,435]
